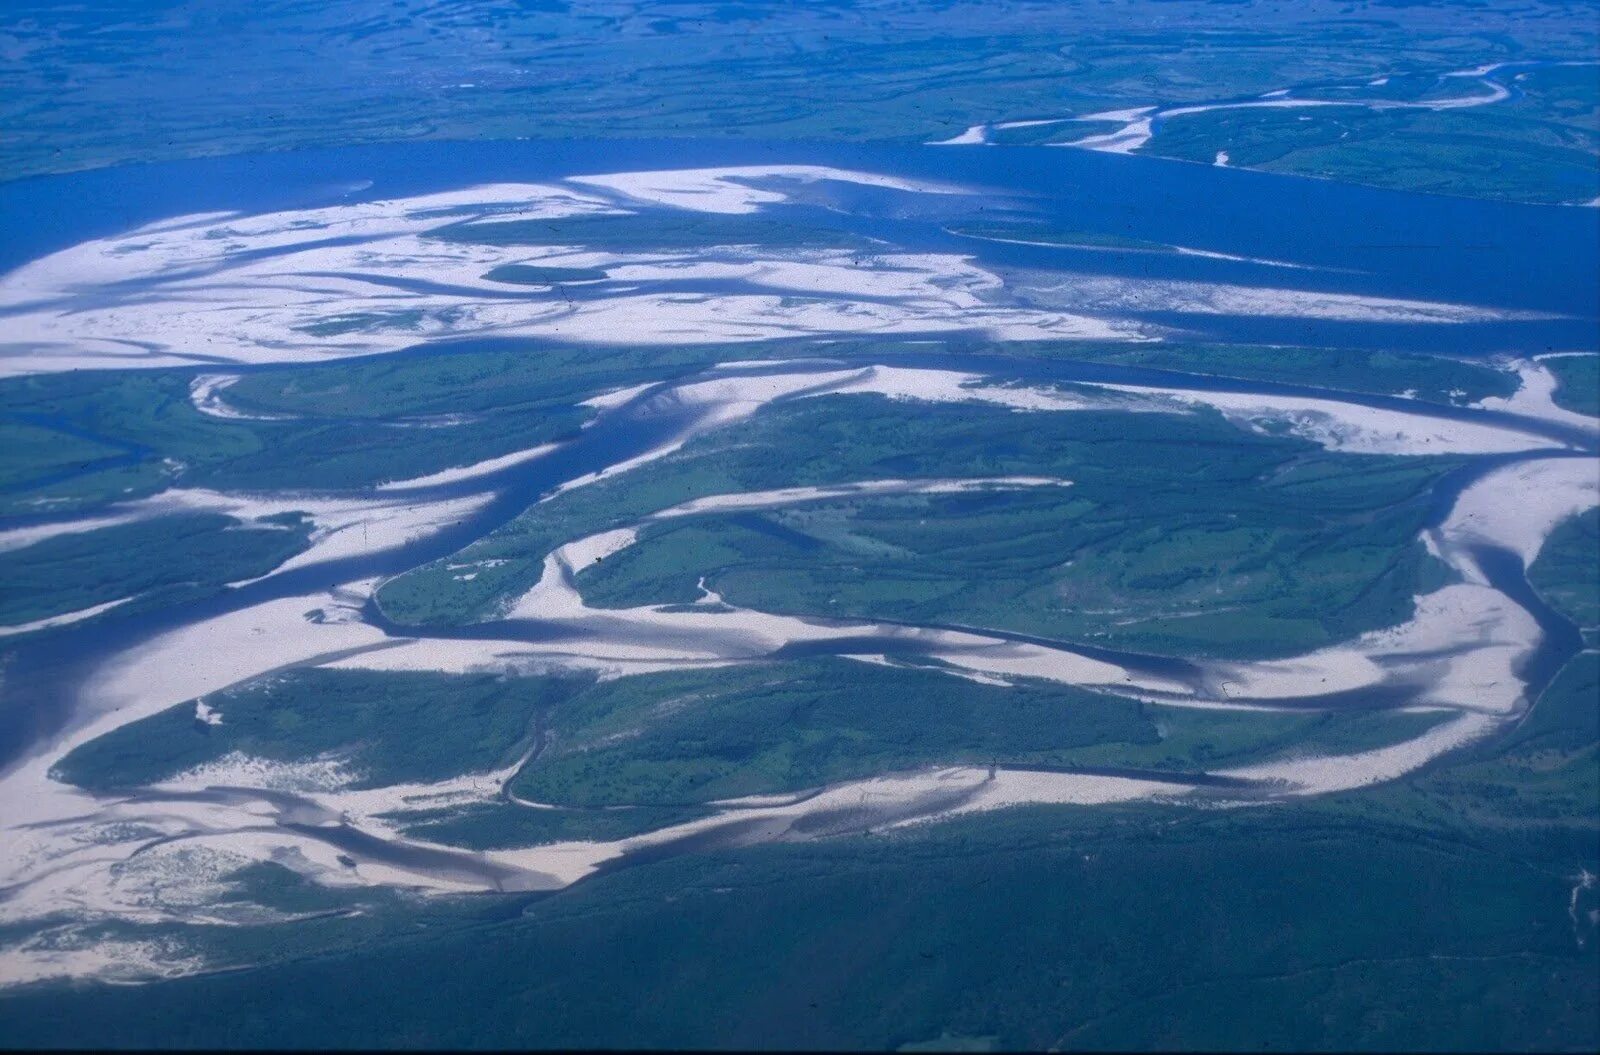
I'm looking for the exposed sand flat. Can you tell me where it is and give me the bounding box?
[1066,116,1156,153]
[653,476,1069,518]
[326,636,744,681]
[1211,583,1538,716]
[1436,455,1599,567]
[0,183,619,301]
[930,124,990,145]
[580,382,659,412]
[161,751,359,795]
[0,934,207,989]
[1075,105,1160,122]
[793,363,1564,456]
[1024,275,1556,325]
[844,652,1014,687]
[1091,381,1565,455]
[0,173,1158,378]
[928,641,1194,700]
[0,487,491,566]
[66,588,391,762]
[947,767,1184,814]
[548,367,866,499]
[1222,710,1500,794]
[605,250,1008,303]
[806,364,1160,412]
[0,597,133,638]
[1474,359,1600,433]
[566,165,970,214]
[375,443,561,490]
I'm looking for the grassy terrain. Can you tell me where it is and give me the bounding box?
[1544,354,1599,418]
[0,422,128,492]
[0,338,1512,521]
[511,658,1154,806]
[1529,507,1599,632]
[0,513,311,627]
[574,396,1459,658]
[0,342,710,510]
[7,613,1595,1049]
[218,342,704,422]
[511,657,1456,807]
[53,669,586,792]
[1146,97,1600,204]
[2,771,1591,1050]
[382,391,1464,663]
[1015,340,1518,405]
[397,803,713,851]
[50,653,1446,812]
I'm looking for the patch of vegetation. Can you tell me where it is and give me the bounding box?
[0,513,311,627]
[2,784,1590,1051]
[1147,101,1600,204]
[220,341,704,421]
[53,669,587,792]
[0,422,127,491]
[0,343,712,501]
[1544,354,1599,418]
[1014,340,1519,405]
[482,264,609,284]
[397,802,712,850]
[506,658,1447,807]
[384,391,1464,662]
[511,658,1157,806]
[1529,507,1599,630]
[564,397,1459,658]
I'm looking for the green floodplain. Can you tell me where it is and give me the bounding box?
[381,387,1463,660]
[0,336,1514,640]
[4,1,1596,205]
[5,645,1595,1050]
[0,333,1595,1048]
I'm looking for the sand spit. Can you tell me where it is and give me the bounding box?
[806,364,1162,413]
[566,165,970,214]
[189,374,294,421]
[1092,380,1567,456]
[653,476,1070,519]
[0,488,494,578]
[1021,274,1556,326]
[1475,359,1600,435]
[375,444,561,491]
[0,597,134,638]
